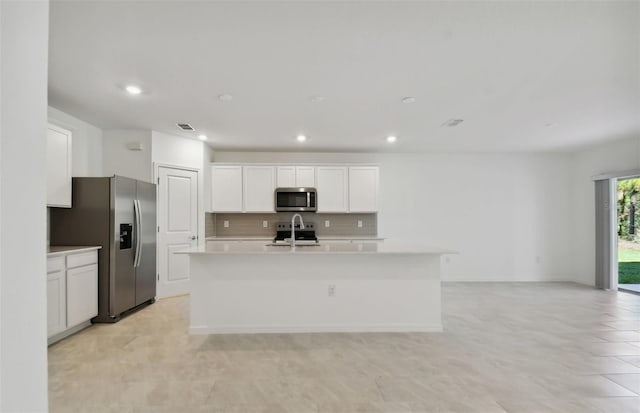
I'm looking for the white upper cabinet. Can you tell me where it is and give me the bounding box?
[295,166,316,187]
[211,164,377,214]
[47,123,72,207]
[276,166,316,188]
[349,166,379,212]
[243,166,276,212]
[211,165,243,212]
[316,167,348,212]
[276,166,295,187]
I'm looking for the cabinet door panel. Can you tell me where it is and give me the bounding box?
[66,264,98,327]
[296,167,316,187]
[316,167,348,212]
[276,167,296,188]
[211,166,243,212]
[349,167,379,212]
[47,270,66,337]
[243,166,276,212]
[46,124,72,207]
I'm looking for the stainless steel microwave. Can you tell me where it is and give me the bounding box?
[275,188,317,212]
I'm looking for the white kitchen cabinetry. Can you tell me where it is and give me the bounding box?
[47,258,66,337]
[47,248,99,344]
[211,163,377,214]
[316,167,349,212]
[348,166,379,212]
[276,167,295,187]
[295,166,315,187]
[276,166,316,188]
[46,123,72,207]
[211,165,243,212]
[243,166,276,212]
[66,262,98,328]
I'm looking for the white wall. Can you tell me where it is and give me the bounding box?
[214,151,574,282]
[0,0,49,411]
[381,153,573,281]
[570,136,640,285]
[103,130,153,182]
[48,106,103,177]
[152,131,205,170]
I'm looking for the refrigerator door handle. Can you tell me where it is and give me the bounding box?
[134,199,142,268]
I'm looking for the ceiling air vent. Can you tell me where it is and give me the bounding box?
[441,119,464,128]
[176,123,195,131]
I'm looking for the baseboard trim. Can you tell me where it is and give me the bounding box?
[189,323,443,335]
[442,278,576,282]
[48,320,92,346]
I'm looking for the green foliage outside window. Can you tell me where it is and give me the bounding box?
[617,178,640,241]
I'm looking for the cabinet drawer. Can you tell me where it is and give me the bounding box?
[66,251,97,269]
[47,256,65,273]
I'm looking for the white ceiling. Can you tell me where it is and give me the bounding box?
[49,1,640,153]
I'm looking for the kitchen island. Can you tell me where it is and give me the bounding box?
[177,242,453,334]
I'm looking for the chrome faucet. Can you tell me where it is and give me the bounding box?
[290,213,305,247]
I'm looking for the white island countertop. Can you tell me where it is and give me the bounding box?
[177,241,455,255]
[185,240,448,334]
[47,245,102,257]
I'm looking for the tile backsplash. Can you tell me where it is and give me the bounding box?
[206,212,377,238]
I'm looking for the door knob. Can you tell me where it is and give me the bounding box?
[190,235,197,240]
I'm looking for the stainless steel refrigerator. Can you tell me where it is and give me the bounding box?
[50,176,156,322]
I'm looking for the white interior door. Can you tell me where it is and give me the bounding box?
[157,166,198,297]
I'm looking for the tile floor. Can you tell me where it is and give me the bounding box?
[48,283,640,412]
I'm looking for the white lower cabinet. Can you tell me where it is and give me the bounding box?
[47,269,66,337]
[66,264,98,328]
[47,249,98,343]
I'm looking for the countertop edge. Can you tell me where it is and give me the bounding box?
[177,244,456,256]
[205,236,386,241]
[47,246,102,257]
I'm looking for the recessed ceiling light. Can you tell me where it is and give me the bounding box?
[296,134,307,142]
[441,119,464,127]
[198,135,208,141]
[401,97,416,104]
[386,135,397,143]
[218,94,233,101]
[125,85,142,95]
[310,96,325,103]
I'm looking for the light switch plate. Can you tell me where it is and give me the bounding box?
[324,220,330,228]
